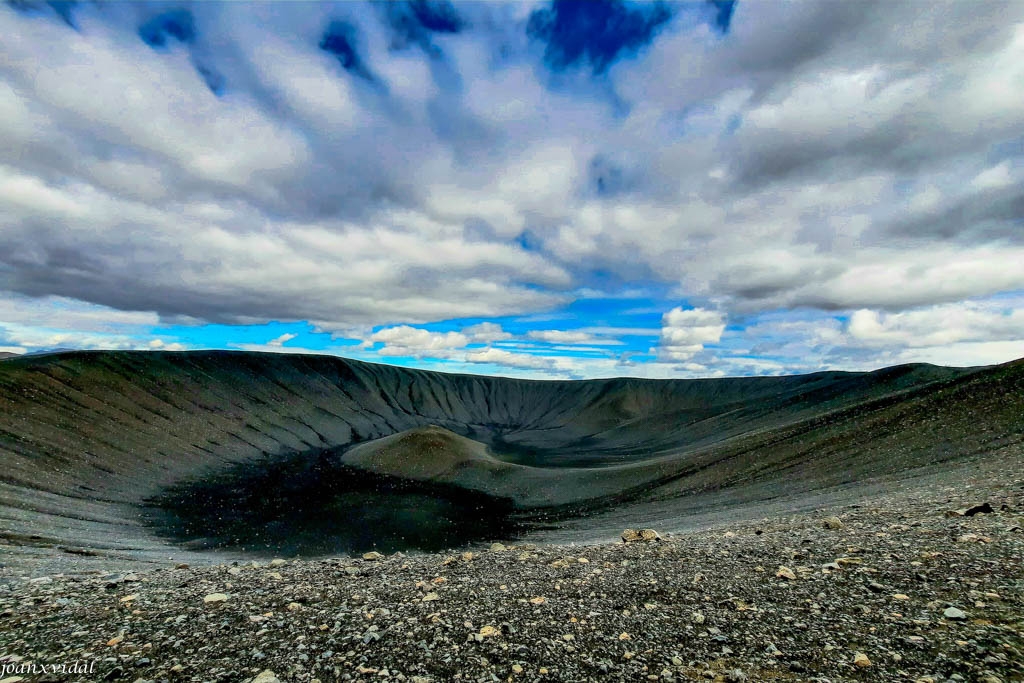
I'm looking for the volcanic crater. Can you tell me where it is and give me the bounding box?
[2,350,1022,573]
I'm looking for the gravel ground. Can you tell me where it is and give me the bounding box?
[2,466,1022,683]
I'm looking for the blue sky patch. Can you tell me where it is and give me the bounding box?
[139,9,195,48]
[527,0,674,74]
[706,0,736,34]
[320,19,375,81]
[384,0,463,55]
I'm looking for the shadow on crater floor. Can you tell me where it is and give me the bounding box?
[143,450,524,556]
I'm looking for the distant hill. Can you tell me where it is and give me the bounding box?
[0,352,20,360]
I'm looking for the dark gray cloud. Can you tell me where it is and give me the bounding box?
[885,181,1024,242]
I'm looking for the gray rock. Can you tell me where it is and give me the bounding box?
[621,528,661,543]
[821,516,844,530]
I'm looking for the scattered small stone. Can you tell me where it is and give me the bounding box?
[964,502,994,516]
[363,552,384,561]
[490,543,508,552]
[3,463,1020,683]
[203,593,228,604]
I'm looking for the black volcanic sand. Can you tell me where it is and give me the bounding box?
[143,451,523,557]
[1,454,1021,683]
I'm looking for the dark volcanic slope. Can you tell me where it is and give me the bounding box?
[0,351,1021,571]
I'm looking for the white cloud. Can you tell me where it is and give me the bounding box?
[1,323,157,352]
[578,326,662,337]
[369,325,469,358]
[0,293,193,354]
[848,303,1024,348]
[147,339,188,351]
[267,333,298,347]
[890,340,1024,368]
[658,307,725,361]
[1,11,310,191]
[462,322,513,343]
[971,161,1014,191]
[526,329,600,344]
[228,342,342,356]
[465,347,555,370]
[0,294,161,330]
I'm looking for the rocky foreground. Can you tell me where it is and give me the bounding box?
[2,465,1023,683]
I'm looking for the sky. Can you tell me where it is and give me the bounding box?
[1,0,1023,379]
